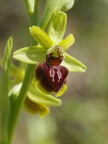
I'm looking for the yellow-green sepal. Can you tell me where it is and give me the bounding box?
[13,46,46,64]
[62,53,86,72]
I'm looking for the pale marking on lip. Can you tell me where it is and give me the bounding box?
[49,66,62,82]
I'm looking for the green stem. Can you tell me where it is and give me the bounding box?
[8,65,35,144]
[8,1,39,143]
[30,0,38,27]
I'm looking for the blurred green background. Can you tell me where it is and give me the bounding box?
[0,0,108,144]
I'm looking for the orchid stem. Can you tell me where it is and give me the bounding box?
[8,1,38,143]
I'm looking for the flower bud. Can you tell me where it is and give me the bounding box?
[61,0,74,12]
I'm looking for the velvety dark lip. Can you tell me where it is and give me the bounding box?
[35,62,69,93]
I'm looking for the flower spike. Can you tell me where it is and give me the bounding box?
[13,10,86,116]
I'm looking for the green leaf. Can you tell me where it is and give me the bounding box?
[58,34,75,51]
[48,11,67,43]
[0,37,13,143]
[13,46,46,64]
[62,53,86,72]
[28,85,62,107]
[29,26,54,49]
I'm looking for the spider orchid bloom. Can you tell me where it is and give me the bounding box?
[13,11,86,116]
[13,11,86,96]
[34,45,69,96]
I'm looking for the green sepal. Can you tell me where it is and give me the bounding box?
[28,85,62,107]
[62,53,86,72]
[48,11,67,43]
[29,26,54,49]
[58,34,75,51]
[13,46,46,64]
[61,0,74,12]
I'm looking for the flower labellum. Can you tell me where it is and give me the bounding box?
[34,46,69,94]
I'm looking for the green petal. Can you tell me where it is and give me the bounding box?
[58,34,75,51]
[28,85,62,106]
[29,26,54,49]
[13,46,46,64]
[48,11,67,43]
[62,53,86,72]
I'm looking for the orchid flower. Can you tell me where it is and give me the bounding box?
[12,11,86,116]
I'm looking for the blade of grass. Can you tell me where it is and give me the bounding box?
[0,37,13,144]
